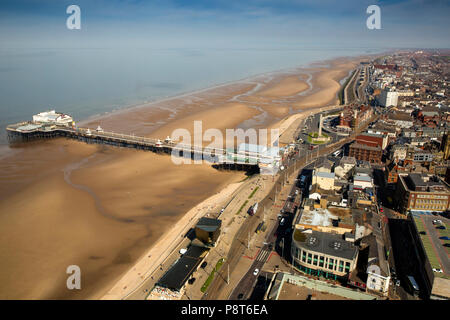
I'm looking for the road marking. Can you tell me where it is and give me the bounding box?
[256,249,271,262]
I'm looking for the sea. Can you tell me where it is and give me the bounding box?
[0,46,383,144]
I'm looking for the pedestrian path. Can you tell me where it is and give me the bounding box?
[255,249,271,262]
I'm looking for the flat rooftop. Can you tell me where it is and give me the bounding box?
[156,245,209,291]
[297,208,338,227]
[277,282,351,300]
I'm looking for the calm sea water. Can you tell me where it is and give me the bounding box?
[0,46,381,144]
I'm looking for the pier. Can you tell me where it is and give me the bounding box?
[6,120,279,174]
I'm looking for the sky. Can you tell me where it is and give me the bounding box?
[0,0,449,50]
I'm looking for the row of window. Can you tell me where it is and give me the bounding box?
[414,194,448,199]
[412,204,446,210]
[294,247,351,274]
[415,199,446,204]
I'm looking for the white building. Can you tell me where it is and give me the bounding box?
[334,156,357,179]
[379,89,398,107]
[311,171,336,191]
[353,174,373,190]
[32,110,73,126]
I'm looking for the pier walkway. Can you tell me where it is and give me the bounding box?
[6,122,278,171]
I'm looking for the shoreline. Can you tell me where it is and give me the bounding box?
[0,52,375,300]
[96,55,371,300]
[77,52,377,130]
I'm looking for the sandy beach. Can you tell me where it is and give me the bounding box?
[0,54,368,299]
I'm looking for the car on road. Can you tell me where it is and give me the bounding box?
[280,218,285,226]
[253,268,259,276]
[433,268,443,273]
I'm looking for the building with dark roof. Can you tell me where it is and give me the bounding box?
[291,230,359,280]
[156,245,209,292]
[195,217,222,246]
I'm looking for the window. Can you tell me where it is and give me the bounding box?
[313,255,318,266]
[307,253,312,264]
[328,258,334,270]
[345,262,351,271]
[339,261,344,272]
[302,251,307,262]
[319,256,324,267]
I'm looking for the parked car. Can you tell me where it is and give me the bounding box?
[253,268,259,276]
[200,262,207,269]
[437,226,446,230]
[433,268,443,273]
[419,231,426,235]
[439,236,450,240]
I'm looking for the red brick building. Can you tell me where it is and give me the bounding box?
[349,142,382,164]
[355,133,387,149]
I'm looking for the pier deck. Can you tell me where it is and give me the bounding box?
[6,122,278,172]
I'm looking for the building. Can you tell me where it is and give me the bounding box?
[388,112,413,128]
[339,105,373,130]
[430,277,450,300]
[314,157,334,173]
[155,244,209,294]
[32,110,74,126]
[356,133,388,150]
[395,173,450,214]
[353,174,373,190]
[311,171,336,191]
[363,235,391,295]
[441,133,450,160]
[334,156,357,179]
[390,145,407,161]
[349,142,382,164]
[291,229,359,280]
[379,89,398,107]
[194,217,222,246]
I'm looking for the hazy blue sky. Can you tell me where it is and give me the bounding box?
[0,0,449,49]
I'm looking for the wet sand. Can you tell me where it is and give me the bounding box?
[0,54,367,299]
